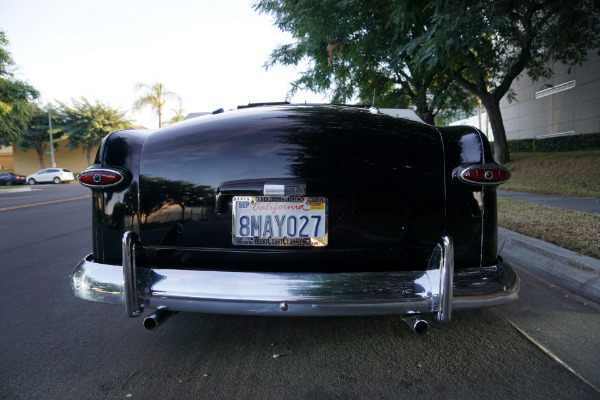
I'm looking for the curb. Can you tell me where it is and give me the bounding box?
[0,186,32,194]
[498,227,600,306]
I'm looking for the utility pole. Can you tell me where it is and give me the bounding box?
[478,98,482,131]
[48,102,56,168]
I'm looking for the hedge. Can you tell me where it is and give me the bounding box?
[505,132,600,153]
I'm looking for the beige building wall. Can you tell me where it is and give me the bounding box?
[13,144,99,176]
[0,146,15,173]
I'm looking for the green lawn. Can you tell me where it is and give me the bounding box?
[498,197,600,259]
[498,149,600,258]
[502,149,600,198]
[0,185,25,189]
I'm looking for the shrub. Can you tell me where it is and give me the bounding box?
[506,132,600,153]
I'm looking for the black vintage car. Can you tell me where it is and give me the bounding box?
[71,104,518,334]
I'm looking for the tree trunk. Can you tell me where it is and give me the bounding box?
[421,112,435,125]
[86,146,93,166]
[481,97,510,164]
[36,147,46,169]
[416,104,435,125]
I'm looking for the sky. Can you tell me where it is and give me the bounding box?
[0,0,328,128]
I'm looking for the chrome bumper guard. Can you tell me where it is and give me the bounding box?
[71,232,519,323]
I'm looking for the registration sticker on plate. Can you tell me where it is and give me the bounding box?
[232,196,328,246]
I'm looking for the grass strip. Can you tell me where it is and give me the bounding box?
[0,185,25,189]
[502,150,600,198]
[498,197,600,259]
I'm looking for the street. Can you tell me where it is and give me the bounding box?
[0,184,598,399]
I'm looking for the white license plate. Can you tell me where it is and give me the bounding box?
[232,196,328,246]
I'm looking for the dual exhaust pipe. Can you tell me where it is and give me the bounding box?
[143,308,428,335]
[402,315,429,335]
[143,308,178,331]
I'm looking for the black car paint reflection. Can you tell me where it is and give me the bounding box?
[133,106,446,271]
[93,105,494,273]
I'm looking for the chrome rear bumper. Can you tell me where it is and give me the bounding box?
[71,233,519,322]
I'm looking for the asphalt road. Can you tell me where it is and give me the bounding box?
[0,184,598,399]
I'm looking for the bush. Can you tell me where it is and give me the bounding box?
[506,132,600,153]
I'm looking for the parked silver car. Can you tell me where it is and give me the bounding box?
[27,168,75,184]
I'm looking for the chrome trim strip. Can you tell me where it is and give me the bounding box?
[71,254,124,306]
[147,269,433,301]
[453,261,520,308]
[436,236,454,324]
[146,269,435,316]
[71,245,519,318]
[263,183,307,196]
[123,231,143,317]
[368,106,380,114]
[263,184,286,196]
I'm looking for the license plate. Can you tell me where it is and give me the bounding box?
[232,196,328,246]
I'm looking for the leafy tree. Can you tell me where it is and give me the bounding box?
[59,97,130,165]
[254,0,476,124]
[133,82,182,128]
[0,31,39,146]
[17,104,64,169]
[414,0,600,164]
[139,177,212,224]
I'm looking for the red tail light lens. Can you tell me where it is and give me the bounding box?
[456,164,511,186]
[78,169,125,188]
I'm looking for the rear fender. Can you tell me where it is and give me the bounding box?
[90,129,151,264]
[438,126,500,268]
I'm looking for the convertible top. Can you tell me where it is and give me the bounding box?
[184,104,424,124]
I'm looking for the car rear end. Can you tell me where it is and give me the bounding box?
[3,173,26,185]
[71,105,518,331]
[14,174,26,185]
[59,169,75,182]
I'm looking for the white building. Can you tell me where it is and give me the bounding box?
[451,49,600,141]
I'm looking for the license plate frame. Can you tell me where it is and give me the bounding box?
[232,196,328,246]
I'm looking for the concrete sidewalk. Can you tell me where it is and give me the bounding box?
[496,266,600,392]
[497,189,600,306]
[0,186,32,194]
[498,189,600,215]
[496,192,600,392]
[498,226,600,392]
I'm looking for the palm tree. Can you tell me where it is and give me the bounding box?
[166,108,186,126]
[133,82,182,128]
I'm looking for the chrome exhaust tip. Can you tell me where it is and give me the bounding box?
[143,308,177,331]
[402,315,429,335]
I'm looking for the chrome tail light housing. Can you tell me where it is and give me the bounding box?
[454,164,511,186]
[78,168,128,189]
